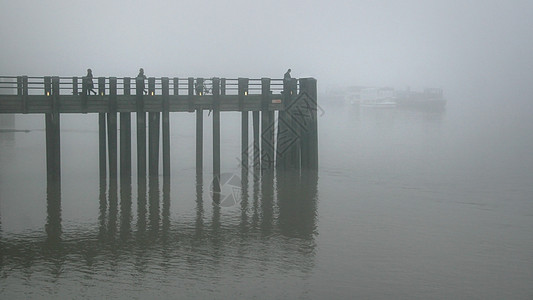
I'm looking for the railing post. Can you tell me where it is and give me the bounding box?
[196,78,204,96]
[148,77,155,96]
[17,76,22,97]
[82,76,88,113]
[72,76,78,96]
[18,76,29,113]
[44,76,52,97]
[124,77,131,96]
[173,77,179,96]
[98,77,105,96]
[220,78,226,96]
[52,77,60,113]
[109,77,117,112]
[136,76,144,111]
[188,77,194,112]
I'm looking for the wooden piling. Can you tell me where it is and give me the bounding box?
[148,112,160,177]
[108,77,118,182]
[162,77,170,179]
[253,111,260,170]
[120,78,132,181]
[261,78,272,170]
[148,77,159,178]
[97,78,107,181]
[99,113,106,181]
[194,78,204,173]
[299,78,318,170]
[280,78,299,170]
[239,78,249,172]
[44,76,62,243]
[136,76,146,183]
[196,108,203,174]
[45,77,61,185]
[212,78,221,192]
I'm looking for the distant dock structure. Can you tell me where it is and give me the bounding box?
[0,75,318,189]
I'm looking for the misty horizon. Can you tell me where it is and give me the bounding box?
[1,0,532,100]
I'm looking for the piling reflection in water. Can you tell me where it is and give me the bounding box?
[46,177,62,243]
[1,168,318,283]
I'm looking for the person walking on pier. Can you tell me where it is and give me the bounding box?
[85,69,97,95]
[195,79,204,95]
[284,68,291,82]
[283,68,292,95]
[137,68,147,95]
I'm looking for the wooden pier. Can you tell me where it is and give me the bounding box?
[0,75,318,188]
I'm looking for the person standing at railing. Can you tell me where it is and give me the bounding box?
[137,68,147,95]
[86,69,97,95]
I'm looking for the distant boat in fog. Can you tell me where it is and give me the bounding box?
[395,88,446,110]
[325,86,445,110]
[358,87,397,108]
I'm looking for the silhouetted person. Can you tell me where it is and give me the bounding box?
[283,68,292,95]
[86,68,97,95]
[284,68,291,82]
[195,80,204,95]
[137,68,147,95]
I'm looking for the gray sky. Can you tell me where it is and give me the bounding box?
[1,0,532,98]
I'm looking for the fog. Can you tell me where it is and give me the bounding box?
[1,0,532,100]
[2,2,533,298]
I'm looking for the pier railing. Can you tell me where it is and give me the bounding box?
[0,76,288,96]
[0,76,296,113]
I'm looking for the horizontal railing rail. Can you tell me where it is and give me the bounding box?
[0,76,295,96]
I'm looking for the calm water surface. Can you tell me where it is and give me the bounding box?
[1,96,532,299]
